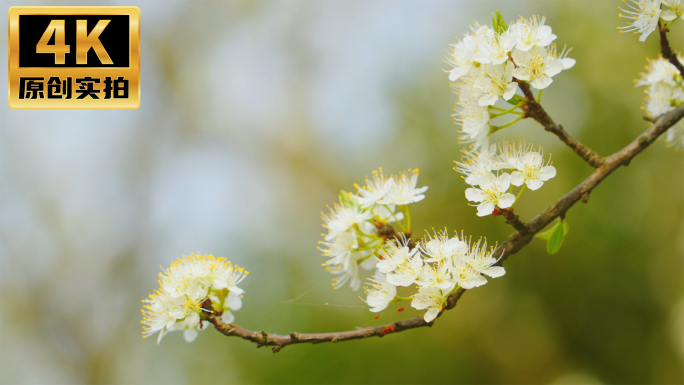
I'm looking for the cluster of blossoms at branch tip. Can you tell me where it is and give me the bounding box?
[637,55,684,149]
[447,15,575,147]
[141,253,248,343]
[319,168,427,291]
[618,0,683,42]
[363,229,505,323]
[454,138,557,216]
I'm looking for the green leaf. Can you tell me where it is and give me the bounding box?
[492,12,498,33]
[547,222,565,255]
[535,221,561,241]
[536,219,570,255]
[495,10,507,33]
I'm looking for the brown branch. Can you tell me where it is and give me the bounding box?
[659,22,684,78]
[515,80,605,168]
[209,104,684,353]
[501,208,529,234]
[209,310,435,354]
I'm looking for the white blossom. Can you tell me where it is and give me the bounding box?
[208,261,249,294]
[508,15,557,52]
[663,0,684,20]
[215,291,243,325]
[512,46,564,89]
[666,121,684,150]
[173,317,211,343]
[453,238,505,289]
[473,62,519,106]
[321,194,372,241]
[320,228,375,291]
[474,25,516,65]
[415,262,456,293]
[376,236,415,273]
[454,143,511,186]
[501,140,557,191]
[411,286,447,323]
[618,0,664,41]
[362,272,397,312]
[452,96,490,144]
[374,204,404,224]
[548,44,577,71]
[418,229,468,263]
[141,254,248,344]
[446,34,477,81]
[376,236,422,286]
[355,168,394,208]
[465,173,516,216]
[645,82,677,117]
[378,169,428,206]
[385,249,423,287]
[329,254,362,291]
[637,57,680,87]
[319,230,358,270]
[637,56,684,120]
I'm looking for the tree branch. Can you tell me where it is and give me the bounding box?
[515,80,605,168]
[501,208,529,234]
[209,104,684,353]
[659,22,684,78]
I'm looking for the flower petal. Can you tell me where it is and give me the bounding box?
[560,58,576,70]
[465,188,486,202]
[661,10,678,21]
[221,311,235,324]
[498,193,516,208]
[183,328,199,343]
[510,171,524,186]
[512,68,530,81]
[477,202,495,216]
[483,266,506,278]
[531,76,553,89]
[539,166,556,180]
[449,66,471,81]
[525,179,543,191]
[503,82,519,100]
[498,173,511,192]
[185,312,200,328]
[462,274,488,288]
[424,308,440,323]
[225,292,243,311]
[478,93,499,106]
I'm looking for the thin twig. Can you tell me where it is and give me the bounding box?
[501,208,528,234]
[208,104,684,353]
[515,80,605,168]
[659,22,684,77]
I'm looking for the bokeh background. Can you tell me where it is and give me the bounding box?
[1,1,683,384]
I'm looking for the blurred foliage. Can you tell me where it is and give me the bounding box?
[1,1,683,384]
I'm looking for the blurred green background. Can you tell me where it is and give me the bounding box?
[1,1,683,384]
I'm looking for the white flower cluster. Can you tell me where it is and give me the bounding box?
[364,230,504,323]
[141,253,248,343]
[448,16,575,146]
[637,56,684,149]
[619,0,683,42]
[319,168,427,290]
[455,139,557,216]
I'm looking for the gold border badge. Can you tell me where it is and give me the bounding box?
[8,6,140,109]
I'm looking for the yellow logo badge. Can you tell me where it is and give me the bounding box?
[8,6,140,109]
